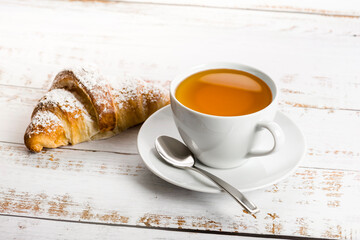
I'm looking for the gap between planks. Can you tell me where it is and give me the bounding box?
[65,0,360,19]
[1,140,359,174]
[0,213,333,240]
[0,140,139,156]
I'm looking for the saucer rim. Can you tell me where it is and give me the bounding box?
[137,105,306,193]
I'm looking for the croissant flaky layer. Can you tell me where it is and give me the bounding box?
[24,67,170,152]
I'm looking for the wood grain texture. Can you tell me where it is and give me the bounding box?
[0,0,359,110]
[0,0,359,239]
[1,140,359,239]
[0,141,359,239]
[0,216,262,240]
[113,0,360,17]
[1,85,359,171]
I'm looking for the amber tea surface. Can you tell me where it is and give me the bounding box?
[175,69,272,116]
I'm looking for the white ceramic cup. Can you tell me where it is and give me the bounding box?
[170,62,285,169]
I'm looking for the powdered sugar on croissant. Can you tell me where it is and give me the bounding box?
[24,67,170,152]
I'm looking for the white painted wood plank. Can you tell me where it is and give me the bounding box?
[0,0,359,113]
[1,85,359,171]
[0,141,359,239]
[0,215,261,240]
[279,106,360,171]
[119,0,360,17]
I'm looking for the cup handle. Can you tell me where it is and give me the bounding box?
[246,121,285,157]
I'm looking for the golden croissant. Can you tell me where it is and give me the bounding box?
[24,67,170,152]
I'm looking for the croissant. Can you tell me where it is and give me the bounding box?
[24,67,170,152]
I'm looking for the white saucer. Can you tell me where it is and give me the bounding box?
[137,106,306,193]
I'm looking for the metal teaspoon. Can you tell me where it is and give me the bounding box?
[155,136,259,214]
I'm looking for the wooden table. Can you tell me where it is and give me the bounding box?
[1,0,359,239]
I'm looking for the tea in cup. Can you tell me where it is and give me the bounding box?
[170,62,284,169]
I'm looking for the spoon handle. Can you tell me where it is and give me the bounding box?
[191,166,259,214]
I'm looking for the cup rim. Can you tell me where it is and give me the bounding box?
[170,62,278,119]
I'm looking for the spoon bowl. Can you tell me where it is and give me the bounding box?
[155,136,194,168]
